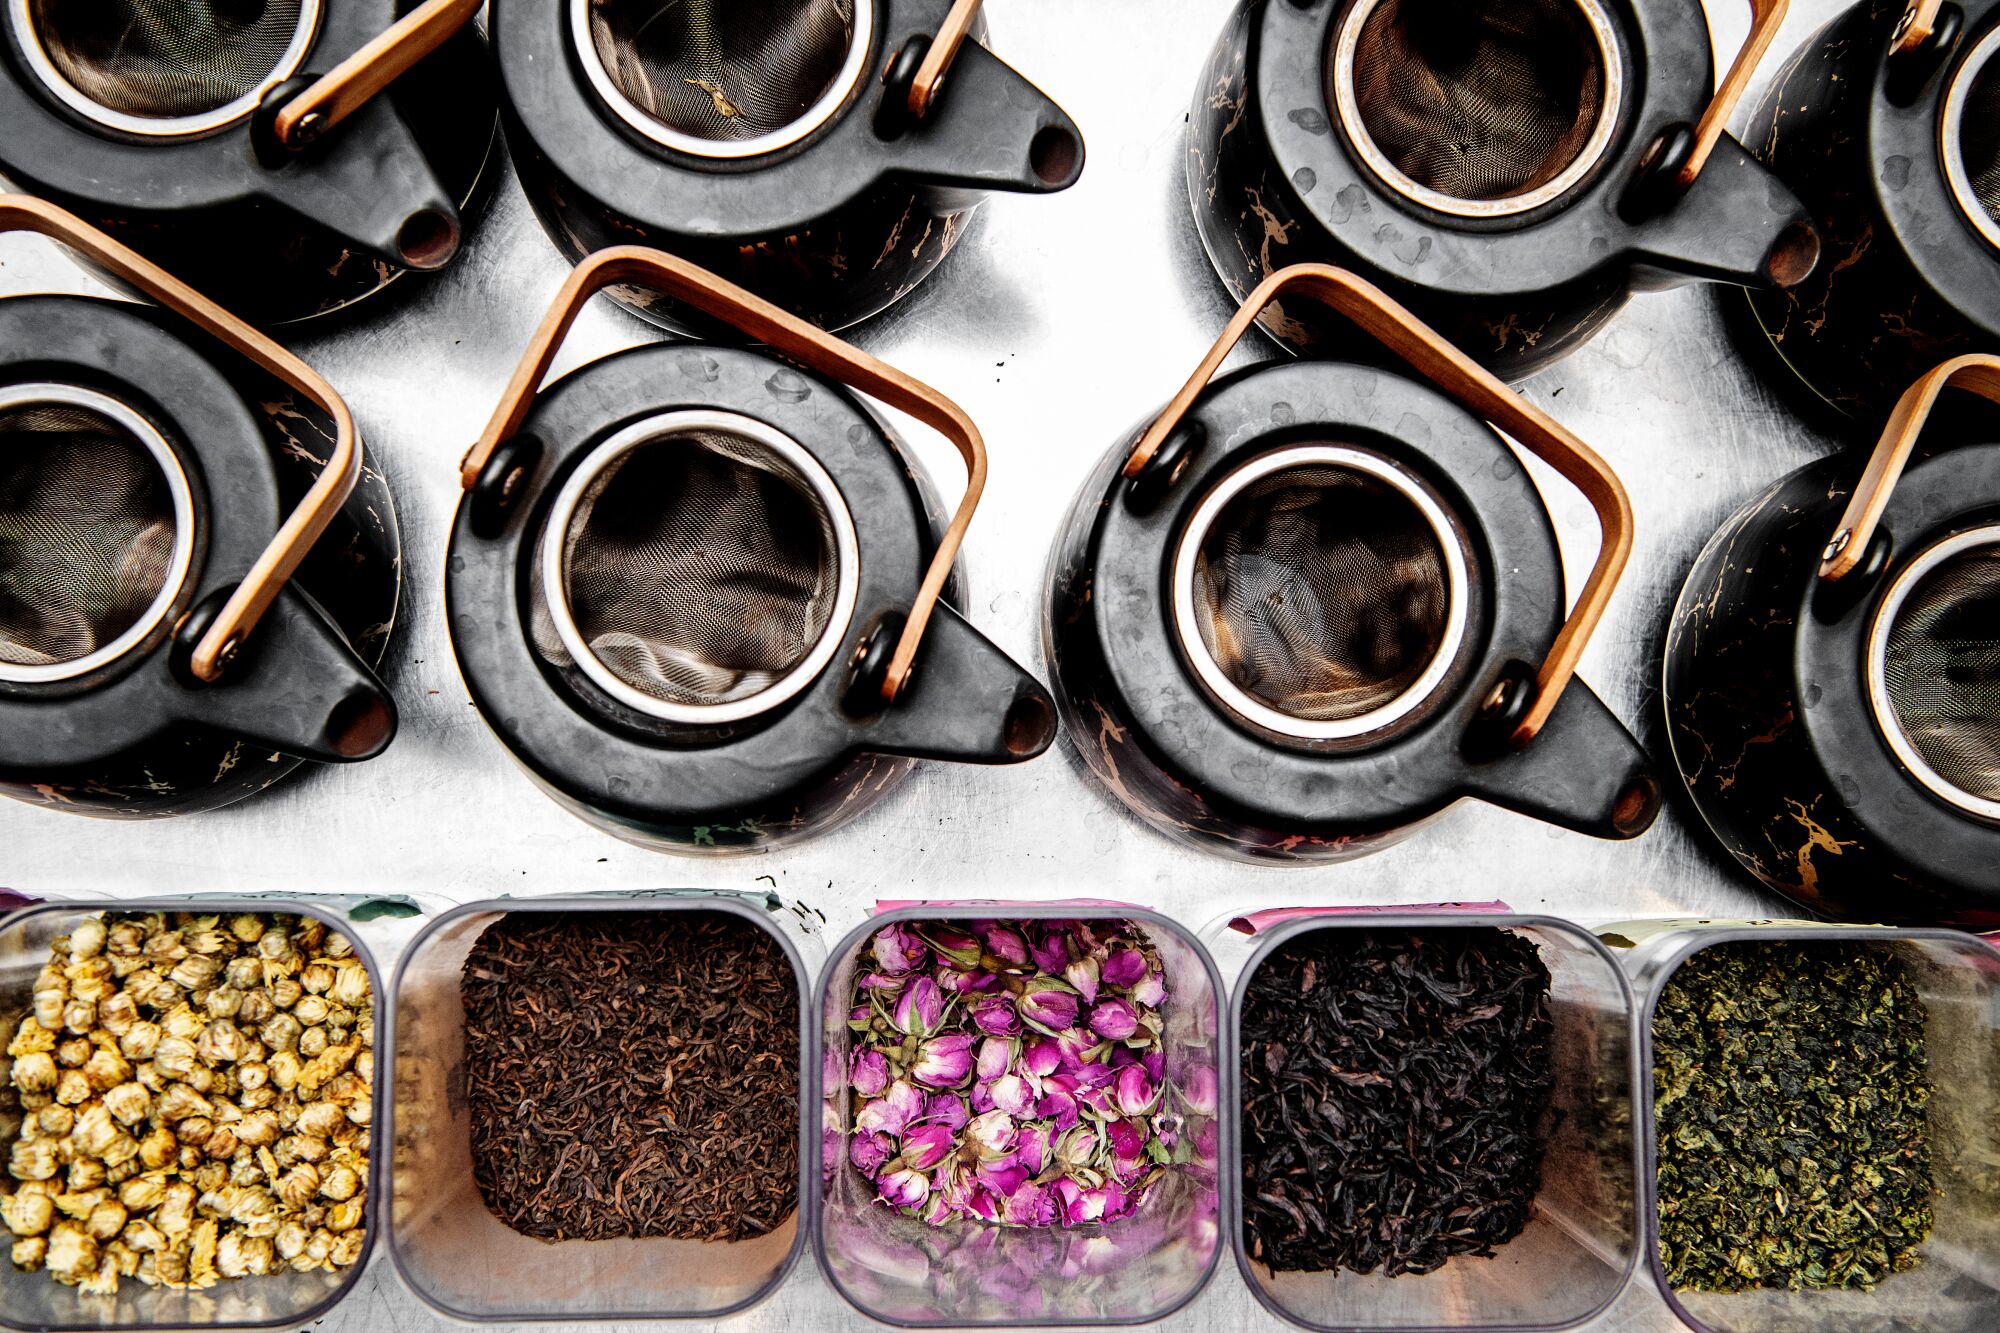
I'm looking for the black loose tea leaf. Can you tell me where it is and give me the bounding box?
[1239,928,1555,1276]
[461,912,799,1242]
[1652,941,1934,1293]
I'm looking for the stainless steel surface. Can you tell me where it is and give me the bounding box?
[0,1,1859,1328]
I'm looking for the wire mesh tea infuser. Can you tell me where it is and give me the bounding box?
[0,195,401,818]
[1736,0,2000,425]
[447,245,1057,854]
[0,0,498,322]
[1045,262,1659,862]
[1187,0,1818,380]
[1667,353,2000,925]
[494,0,1082,332]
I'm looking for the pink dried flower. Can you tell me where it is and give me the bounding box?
[878,1167,930,1210]
[850,1130,895,1175]
[900,1122,956,1171]
[975,1035,1012,1081]
[912,1033,976,1089]
[1101,947,1147,988]
[966,1108,1018,1159]
[872,924,928,976]
[970,992,1019,1036]
[1019,985,1080,1035]
[919,925,983,968]
[1064,954,1101,1004]
[1115,1065,1158,1117]
[850,1049,889,1097]
[892,976,946,1036]
[1131,969,1166,1008]
[855,1079,923,1136]
[1022,1036,1062,1077]
[1089,997,1139,1041]
[990,1073,1038,1118]
[980,924,1029,965]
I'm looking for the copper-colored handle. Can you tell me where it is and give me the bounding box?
[1892,0,1946,55]
[1679,0,1791,188]
[273,0,483,148]
[0,195,360,684]
[909,0,985,118]
[1123,263,1634,749]
[460,246,987,706]
[1820,354,2000,581]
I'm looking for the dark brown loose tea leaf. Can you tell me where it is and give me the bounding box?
[1652,941,1934,1293]
[461,911,799,1242]
[1239,928,1555,1276]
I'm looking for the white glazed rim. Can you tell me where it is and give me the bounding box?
[1170,443,1472,742]
[570,0,875,160]
[538,409,861,725]
[1865,523,2000,822]
[1942,22,2000,253]
[0,382,198,684]
[7,0,321,138]
[1330,0,1626,219]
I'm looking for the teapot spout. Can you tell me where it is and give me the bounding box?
[1459,677,1660,841]
[176,588,396,764]
[259,96,462,272]
[893,43,1085,196]
[857,603,1057,765]
[1627,137,1820,293]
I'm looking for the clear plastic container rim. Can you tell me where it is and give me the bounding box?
[0,895,392,1333]
[1225,911,1644,1333]
[379,891,815,1325]
[808,901,1232,1328]
[1627,923,2000,1333]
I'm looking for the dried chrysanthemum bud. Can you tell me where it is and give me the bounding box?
[291,996,329,1027]
[235,991,275,1027]
[84,1199,125,1242]
[120,1217,164,1253]
[195,1022,247,1067]
[42,1220,95,1280]
[53,1070,89,1107]
[150,1035,199,1081]
[327,965,370,1009]
[136,1127,175,1172]
[232,1110,280,1148]
[215,1231,273,1278]
[299,962,336,996]
[297,1027,329,1060]
[256,928,292,961]
[67,919,106,960]
[184,930,232,957]
[53,1038,89,1069]
[188,1215,218,1287]
[13,1052,57,1095]
[191,1160,227,1195]
[235,1062,269,1094]
[274,1164,319,1209]
[118,1020,161,1062]
[328,1228,365,1268]
[35,1104,73,1137]
[174,1116,214,1147]
[72,1104,121,1157]
[155,1083,211,1125]
[167,955,221,992]
[161,1005,205,1042]
[82,1048,131,1092]
[228,915,264,945]
[105,923,144,957]
[294,1102,346,1139]
[63,1159,105,1193]
[202,988,244,1021]
[302,1227,334,1265]
[324,1196,363,1233]
[3,1187,54,1235]
[203,1127,239,1161]
[317,1165,360,1203]
[269,978,303,1010]
[59,999,96,1036]
[258,1015,301,1054]
[95,993,138,1038]
[101,1083,150,1127]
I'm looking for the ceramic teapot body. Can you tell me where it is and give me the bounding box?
[1188,0,1817,379]
[0,0,499,323]
[1741,0,2000,423]
[448,250,1056,854]
[0,268,399,818]
[495,0,1083,333]
[1045,267,1660,862]
[1665,367,2000,925]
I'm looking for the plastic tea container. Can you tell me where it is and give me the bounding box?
[386,892,814,1322]
[814,903,1225,1326]
[1614,922,2000,1333]
[0,898,390,1332]
[1230,913,1640,1332]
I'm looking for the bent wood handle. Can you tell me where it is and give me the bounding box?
[1682,0,1791,186]
[274,0,483,147]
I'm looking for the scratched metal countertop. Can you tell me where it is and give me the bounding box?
[0,1,1873,1329]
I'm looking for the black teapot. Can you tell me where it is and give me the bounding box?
[448,245,1057,853]
[0,196,400,818]
[1045,263,1660,862]
[0,0,498,323]
[1188,0,1819,379]
[1740,0,2000,422]
[493,0,1083,332]
[1666,355,2000,926]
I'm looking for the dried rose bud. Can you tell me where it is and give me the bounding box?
[1018,986,1080,1036]
[979,924,1029,967]
[1114,1065,1159,1117]
[969,993,1018,1036]
[848,1131,894,1176]
[848,1049,889,1098]
[1102,947,1147,989]
[876,1168,930,1210]
[871,925,928,976]
[899,1122,956,1171]
[911,1034,975,1089]
[854,1080,922,1137]
[917,926,984,969]
[1064,955,1102,1004]
[1088,997,1140,1041]
[974,1036,1011,1082]
[966,1108,1017,1159]
[890,977,946,1037]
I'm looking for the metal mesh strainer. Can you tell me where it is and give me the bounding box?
[533,415,857,719]
[1877,534,2000,813]
[1337,0,1614,208]
[0,396,182,674]
[582,0,859,146]
[1177,449,1468,737]
[1956,45,2000,233]
[18,0,310,125]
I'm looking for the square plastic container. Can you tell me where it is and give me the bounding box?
[1230,913,1641,1333]
[1616,922,2000,1333]
[813,903,1225,1326]
[0,897,390,1331]
[385,892,813,1323]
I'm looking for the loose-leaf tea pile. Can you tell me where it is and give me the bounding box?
[1653,941,1934,1293]
[461,912,799,1242]
[0,912,373,1294]
[1240,928,1555,1275]
[843,919,1196,1227]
